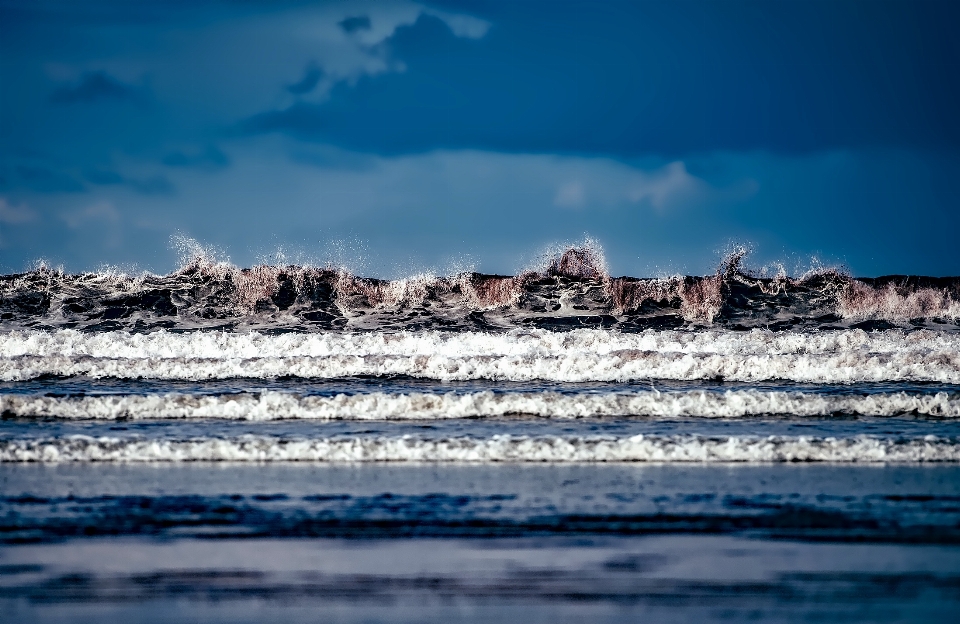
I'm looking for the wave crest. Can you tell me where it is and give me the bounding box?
[3,389,958,421]
[2,245,959,332]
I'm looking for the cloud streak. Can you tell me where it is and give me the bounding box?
[0,198,37,224]
[339,15,371,34]
[10,165,84,193]
[49,71,143,104]
[287,65,323,95]
[162,146,230,170]
[0,198,38,248]
[61,201,120,229]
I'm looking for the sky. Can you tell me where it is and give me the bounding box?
[1,0,959,277]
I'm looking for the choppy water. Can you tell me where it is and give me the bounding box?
[2,247,960,622]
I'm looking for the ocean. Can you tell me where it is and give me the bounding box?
[2,245,960,622]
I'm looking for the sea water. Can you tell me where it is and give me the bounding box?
[2,250,960,622]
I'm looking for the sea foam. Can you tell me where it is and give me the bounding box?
[3,434,957,463]
[3,389,958,420]
[2,328,959,383]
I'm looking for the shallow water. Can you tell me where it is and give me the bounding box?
[3,464,960,622]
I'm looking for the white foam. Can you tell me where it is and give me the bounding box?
[4,328,960,358]
[2,351,958,383]
[3,390,959,420]
[2,328,958,383]
[3,434,957,463]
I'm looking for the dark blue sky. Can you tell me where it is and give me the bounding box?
[2,0,959,276]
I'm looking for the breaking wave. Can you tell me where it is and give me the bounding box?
[3,389,959,421]
[7,326,960,357]
[4,433,958,463]
[4,244,958,465]
[3,244,958,333]
[2,328,958,383]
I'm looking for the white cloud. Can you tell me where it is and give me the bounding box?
[94,140,720,272]
[423,9,491,39]
[551,161,705,211]
[278,1,490,97]
[626,161,704,210]
[150,141,715,231]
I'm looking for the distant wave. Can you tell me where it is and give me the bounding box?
[2,245,958,332]
[3,389,959,421]
[2,328,958,383]
[4,433,958,462]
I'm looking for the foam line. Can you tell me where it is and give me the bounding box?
[3,389,959,420]
[2,351,958,383]
[2,329,959,382]
[3,434,957,463]
[4,328,958,359]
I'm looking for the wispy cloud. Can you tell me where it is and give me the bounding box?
[84,168,175,195]
[129,175,175,195]
[422,8,490,39]
[625,161,705,211]
[0,198,38,248]
[339,15,372,34]
[83,169,125,185]
[553,160,707,211]
[50,71,144,104]
[12,165,85,193]
[554,180,585,208]
[62,201,120,229]
[61,201,123,249]
[287,65,324,95]
[0,198,37,224]
[162,146,230,170]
